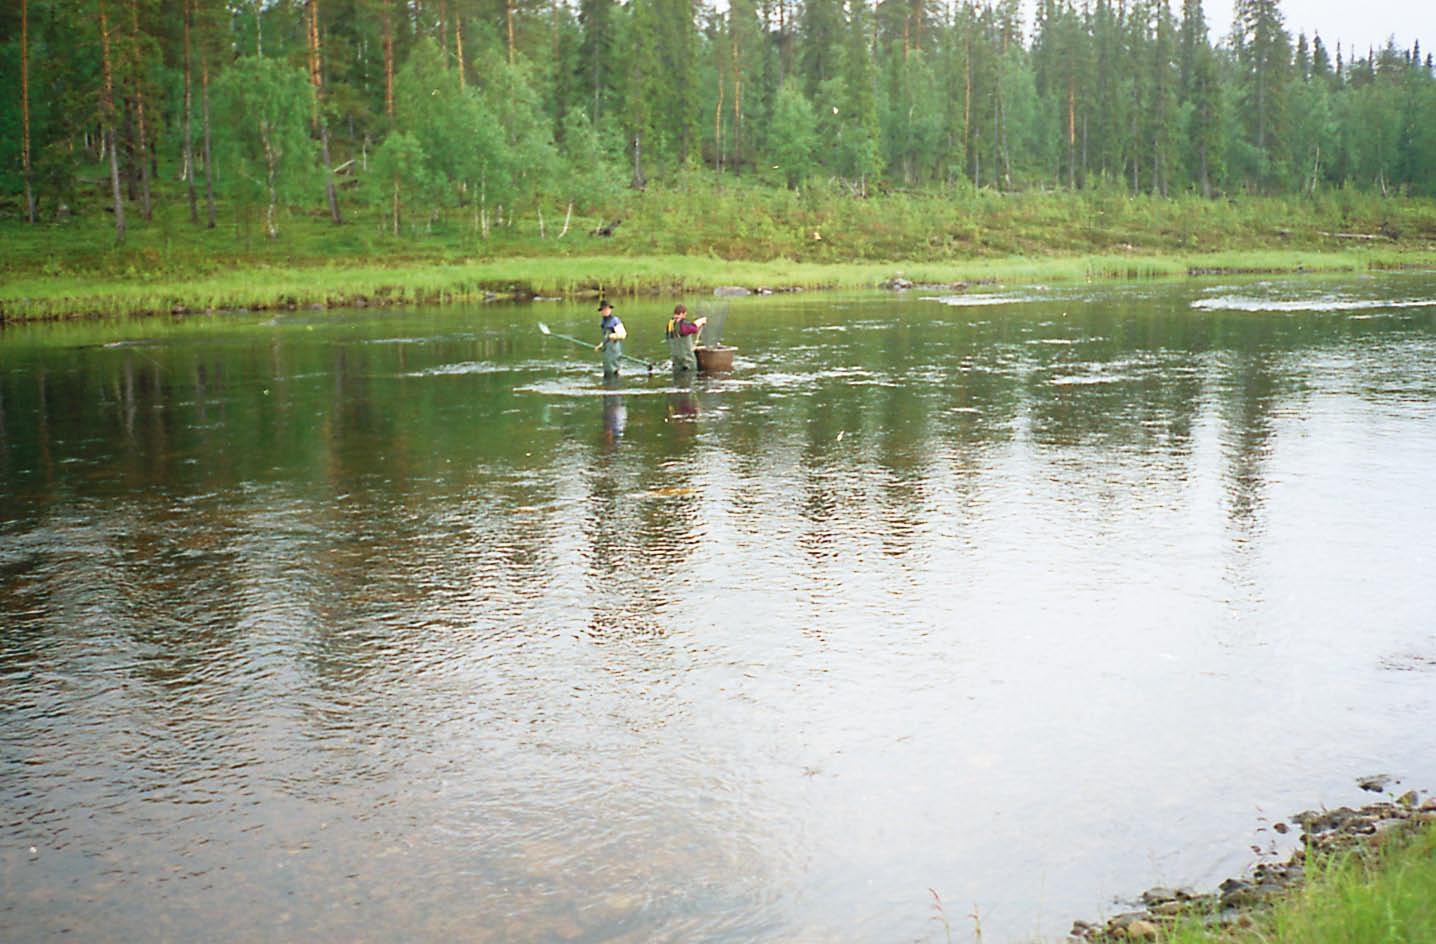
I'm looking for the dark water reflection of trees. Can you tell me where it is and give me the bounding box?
[2,291,1430,647]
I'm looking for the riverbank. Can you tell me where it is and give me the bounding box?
[1074,788,1436,943]
[4,185,1436,321]
[3,247,1435,322]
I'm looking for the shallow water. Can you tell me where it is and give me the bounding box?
[3,273,1436,942]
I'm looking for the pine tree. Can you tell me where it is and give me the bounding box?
[1234,0,1292,186]
[799,0,843,100]
[1148,0,1179,195]
[577,0,618,124]
[1182,2,1223,196]
[840,0,882,186]
[1311,33,1332,85]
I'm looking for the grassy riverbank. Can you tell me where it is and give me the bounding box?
[1164,822,1436,944]
[4,183,1436,320]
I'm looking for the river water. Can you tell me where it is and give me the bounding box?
[3,273,1436,942]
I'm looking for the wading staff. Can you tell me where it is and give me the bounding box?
[537,322,656,373]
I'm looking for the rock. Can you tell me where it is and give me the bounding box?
[1357,774,1393,793]
[883,277,915,290]
[1397,790,1420,808]
[713,286,752,297]
[1218,878,1256,909]
[1105,912,1149,934]
[1124,919,1161,939]
[1150,900,1196,917]
[1139,886,1191,906]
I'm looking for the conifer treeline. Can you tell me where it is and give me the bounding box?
[3,0,1434,240]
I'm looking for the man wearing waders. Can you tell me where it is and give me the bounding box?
[665,304,707,372]
[595,300,626,377]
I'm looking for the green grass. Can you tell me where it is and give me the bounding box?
[4,178,1436,320]
[1162,824,1436,944]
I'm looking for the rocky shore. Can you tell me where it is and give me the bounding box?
[1071,781,1436,942]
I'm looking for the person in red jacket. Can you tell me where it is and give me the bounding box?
[664,304,707,372]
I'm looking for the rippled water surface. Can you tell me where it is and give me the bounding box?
[4,274,1436,942]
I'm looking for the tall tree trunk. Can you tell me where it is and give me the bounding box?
[505,0,516,65]
[439,0,448,66]
[99,0,127,243]
[455,13,465,88]
[714,77,724,174]
[383,1,395,118]
[201,38,216,228]
[183,0,199,223]
[963,32,973,182]
[731,12,742,172]
[261,125,278,238]
[1067,80,1076,190]
[632,134,646,189]
[123,97,136,201]
[307,0,342,223]
[21,0,36,223]
[129,0,152,221]
[550,0,561,118]
[391,175,401,236]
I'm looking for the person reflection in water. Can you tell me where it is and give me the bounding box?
[666,372,698,433]
[602,380,627,444]
[665,303,707,372]
[596,299,627,377]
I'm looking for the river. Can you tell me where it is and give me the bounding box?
[3,272,1435,942]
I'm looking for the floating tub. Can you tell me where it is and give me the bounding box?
[695,345,736,372]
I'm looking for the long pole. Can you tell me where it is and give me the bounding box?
[538,323,656,372]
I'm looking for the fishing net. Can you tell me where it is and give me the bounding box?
[696,301,732,346]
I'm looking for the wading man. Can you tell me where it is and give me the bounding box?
[596,300,627,377]
[665,304,707,372]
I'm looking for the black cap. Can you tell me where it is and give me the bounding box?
[598,300,612,310]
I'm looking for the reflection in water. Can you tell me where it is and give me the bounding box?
[3,279,1436,942]
[602,376,628,444]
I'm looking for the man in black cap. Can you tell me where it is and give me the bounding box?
[595,300,627,377]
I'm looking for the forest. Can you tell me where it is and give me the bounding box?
[2,0,1435,245]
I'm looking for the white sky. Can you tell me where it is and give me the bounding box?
[1203,0,1436,57]
[1004,1,1431,57]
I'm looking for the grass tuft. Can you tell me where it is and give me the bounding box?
[1161,824,1436,944]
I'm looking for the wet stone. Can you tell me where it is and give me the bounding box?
[1139,886,1192,906]
[1357,774,1393,792]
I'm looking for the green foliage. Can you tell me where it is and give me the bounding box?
[364,131,436,236]
[3,0,1436,237]
[769,78,819,189]
[211,56,318,237]
[559,109,624,211]
[478,54,562,206]
[391,41,504,207]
